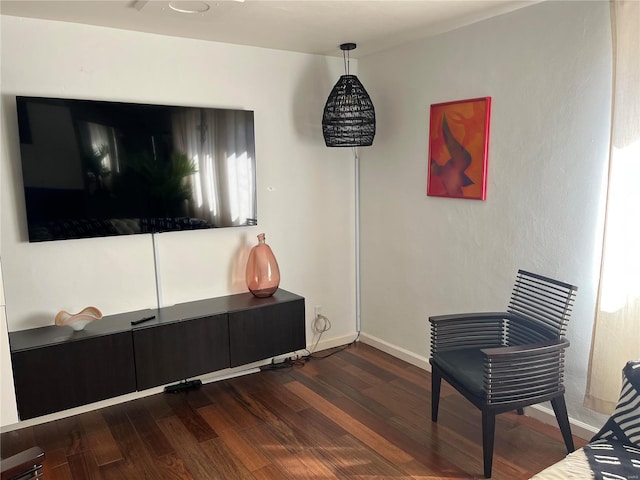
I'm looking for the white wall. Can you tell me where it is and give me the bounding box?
[1,1,614,434]
[359,0,611,429]
[0,16,357,427]
[0,257,19,425]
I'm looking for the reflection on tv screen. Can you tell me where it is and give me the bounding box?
[16,96,257,242]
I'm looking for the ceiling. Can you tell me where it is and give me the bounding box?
[0,0,539,58]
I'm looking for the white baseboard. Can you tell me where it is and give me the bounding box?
[0,363,262,433]
[309,332,359,354]
[359,332,597,441]
[359,332,430,370]
[0,332,360,433]
[1,331,599,442]
[525,404,597,441]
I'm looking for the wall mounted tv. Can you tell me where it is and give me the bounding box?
[16,96,257,242]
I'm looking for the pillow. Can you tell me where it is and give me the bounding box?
[592,360,640,447]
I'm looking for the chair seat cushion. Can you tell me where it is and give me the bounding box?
[432,349,486,397]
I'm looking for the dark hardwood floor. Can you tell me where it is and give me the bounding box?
[1,342,586,479]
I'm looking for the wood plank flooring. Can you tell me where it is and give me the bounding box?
[1,342,586,479]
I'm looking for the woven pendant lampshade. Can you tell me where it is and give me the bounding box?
[322,43,376,147]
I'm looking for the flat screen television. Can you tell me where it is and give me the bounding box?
[16,96,257,242]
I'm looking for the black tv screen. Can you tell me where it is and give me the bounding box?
[16,96,257,242]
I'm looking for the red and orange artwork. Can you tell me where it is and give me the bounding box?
[427,97,491,200]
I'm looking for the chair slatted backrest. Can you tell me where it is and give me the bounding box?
[506,270,578,345]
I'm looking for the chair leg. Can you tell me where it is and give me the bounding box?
[482,410,496,478]
[516,407,524,415]
[551,395,575,453]
[431,367,442,422]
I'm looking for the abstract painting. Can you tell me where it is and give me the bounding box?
[427,97,491,200]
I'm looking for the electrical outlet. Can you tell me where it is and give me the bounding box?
[315,305,322,318]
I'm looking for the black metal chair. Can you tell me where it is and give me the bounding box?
[429,269,577,478]
[1,447,45,480]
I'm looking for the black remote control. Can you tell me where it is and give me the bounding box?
[131,315,156,326]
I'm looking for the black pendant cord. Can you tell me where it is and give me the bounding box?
[340,42,356,75]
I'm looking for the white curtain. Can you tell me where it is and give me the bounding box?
[171,108,256,226]
[584,0,640,414]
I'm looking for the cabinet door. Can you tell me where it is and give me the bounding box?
[133,314,229,390]
[229,299,305,367]
[11,332,136,420]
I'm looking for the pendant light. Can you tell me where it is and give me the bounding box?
[322,43,376,147]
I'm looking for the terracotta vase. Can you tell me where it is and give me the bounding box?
[245,233,280,297]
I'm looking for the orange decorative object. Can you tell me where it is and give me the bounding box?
[245,233,280,298]
[54,306,103,331]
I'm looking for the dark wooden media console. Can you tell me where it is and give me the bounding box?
[9,289,305,420]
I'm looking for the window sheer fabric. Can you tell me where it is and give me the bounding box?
[585,0,640,414]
